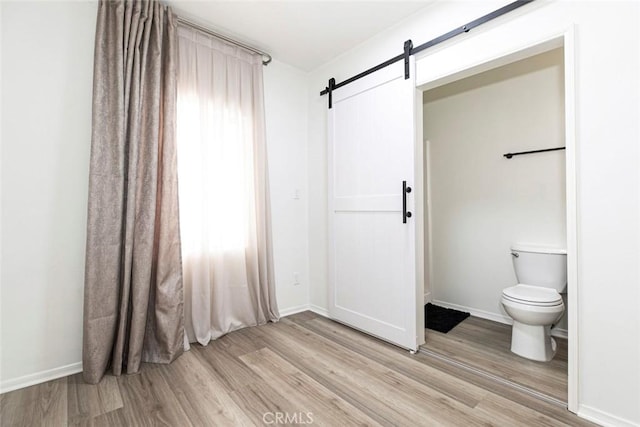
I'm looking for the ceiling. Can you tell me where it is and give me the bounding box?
[167,1,434,71]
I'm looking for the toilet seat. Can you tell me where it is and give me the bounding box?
[502,284,562,307]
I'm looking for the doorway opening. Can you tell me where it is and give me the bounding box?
[418,44,572,405]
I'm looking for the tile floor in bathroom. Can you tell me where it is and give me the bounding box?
[423,315,568,402]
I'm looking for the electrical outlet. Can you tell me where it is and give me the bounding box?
[293,272,300,286]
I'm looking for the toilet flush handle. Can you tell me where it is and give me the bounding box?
[511,252,519,258]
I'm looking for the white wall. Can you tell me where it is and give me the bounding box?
[264,60,310,315]
[424,49,568,331]
[308,1,639,425]
[0,1,310,391]
[1,0,96,391]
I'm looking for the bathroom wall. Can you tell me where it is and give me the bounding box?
[423,48,568,332]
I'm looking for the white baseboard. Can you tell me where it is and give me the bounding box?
[578,404,639,427]
[550,327,568,339]
[279,304,329,319]
[279,304,313,317]
[309,304,329,318]
[423,292,432,304]
[431,299,568,339]
[0,362,82,394]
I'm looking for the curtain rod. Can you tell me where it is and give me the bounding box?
[176,17,272,65]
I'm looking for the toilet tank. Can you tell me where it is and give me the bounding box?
[511,244,567,292]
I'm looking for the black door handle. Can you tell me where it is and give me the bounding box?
[403,181,412,223]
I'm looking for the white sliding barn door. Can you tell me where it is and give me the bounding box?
[328,60,418,351]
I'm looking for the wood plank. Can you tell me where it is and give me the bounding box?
[283,310,320,322]
[239,347,381,426]
[190,340,263,392]
[424,315,567,401]
[228,380,313,425]
[155,350,254,426]
[408,350,593,426]
[67,373,123,424]
[115,367,191,426]
[0,377,67,427]
[239,323,416,426]
[246,320,496,426]
[70,408,128,427]
[202,326,270,358]
[473,393,569,427]
[300,315,489,408]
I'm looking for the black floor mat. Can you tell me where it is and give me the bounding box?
[425,303,470,333]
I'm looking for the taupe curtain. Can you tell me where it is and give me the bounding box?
[83,0,183,384]
[176,25,279,347]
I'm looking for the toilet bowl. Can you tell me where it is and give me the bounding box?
[501,245,567,362]
[501,285,564,361]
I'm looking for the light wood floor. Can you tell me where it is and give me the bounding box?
[0,311,591,426]
[423,316,568,402]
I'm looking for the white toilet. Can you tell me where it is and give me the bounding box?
[501,244,566,362]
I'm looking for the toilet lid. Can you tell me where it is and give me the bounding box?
[502,284,562,306]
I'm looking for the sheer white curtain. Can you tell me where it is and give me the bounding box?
[176,25,279,348]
